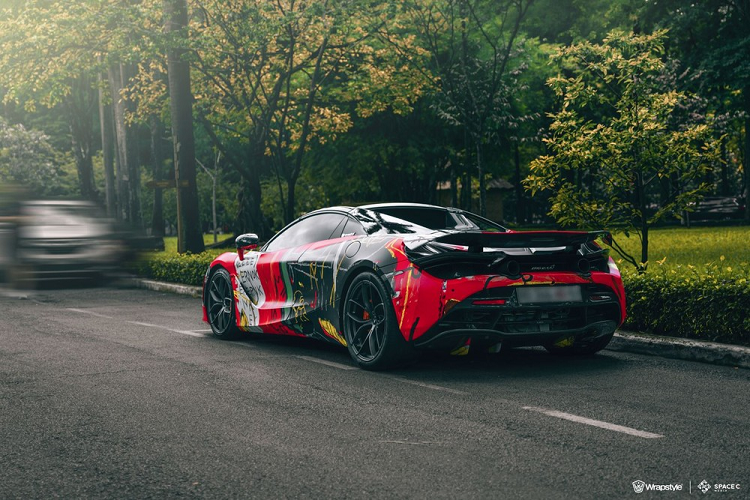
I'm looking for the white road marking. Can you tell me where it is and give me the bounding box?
[67,308,113,319]
[295,355,357,370]
[523,406,664,439]
[127,321,207,338]
[380,440,443,446]
[390,377,468,395]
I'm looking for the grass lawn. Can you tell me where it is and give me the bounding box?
[162,234,231,255]
[608,225,750,274]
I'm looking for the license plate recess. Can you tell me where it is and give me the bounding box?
[516,286,583,304]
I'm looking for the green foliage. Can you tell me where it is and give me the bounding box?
[132,249,223,287]
[623,263,750,346]
[526,30,721,270]
[0,118,66,195]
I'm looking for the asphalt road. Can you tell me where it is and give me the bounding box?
[1,284,747,499]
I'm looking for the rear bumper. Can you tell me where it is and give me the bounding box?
[415,319,618,350]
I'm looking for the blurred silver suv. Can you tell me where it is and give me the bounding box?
[10,200,121,284]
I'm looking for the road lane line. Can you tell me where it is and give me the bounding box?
[295,355,357,370]
[391,377,468,395]
[127,321,207,338]
[67,308,113,319]
[523,406,664,439]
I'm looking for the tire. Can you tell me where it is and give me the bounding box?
[205,268,242,339]
[544,331,614,356]
[342,272,412,370]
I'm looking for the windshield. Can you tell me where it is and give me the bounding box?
[363,206,506,232]
[354,209,435,236]
[22,204,101,226]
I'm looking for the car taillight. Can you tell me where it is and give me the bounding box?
[472,299,507,305]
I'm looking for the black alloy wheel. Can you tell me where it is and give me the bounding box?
[343,272,410,370]
[206,267,241,339]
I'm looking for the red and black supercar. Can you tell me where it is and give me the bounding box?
[202,203,626,370]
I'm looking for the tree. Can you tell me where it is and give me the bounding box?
[640,0,750,221]
[383,0,534,216]
[525,30,720,271]
[164,0,204,254]
[188,0,424,234]
[0,3,99,201]
[0,118,63,195]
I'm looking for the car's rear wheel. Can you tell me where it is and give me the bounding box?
[206,268,242,339]
[343,272,410,370]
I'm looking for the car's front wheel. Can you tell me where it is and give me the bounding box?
[342,272,411,370]
[206,267,242,339]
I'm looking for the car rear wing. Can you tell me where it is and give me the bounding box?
[426,230,611,252]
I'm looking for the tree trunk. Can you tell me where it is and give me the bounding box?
[67,76,97,202]
[164,0,204,254]
[98,70,116,218]
[476,141,486,217]
[744,85,750,222]
[109,63,141,226]
[636,171,649,270]
[286,178,295,225]
[450,160,458,207]
[514,141,523,224]
[150,115,165,238]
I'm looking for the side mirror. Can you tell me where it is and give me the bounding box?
[235,233,259,260]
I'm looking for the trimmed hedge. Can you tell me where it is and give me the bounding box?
[132,251,220,288]
[133,252,750,347]
[622,264,750,347]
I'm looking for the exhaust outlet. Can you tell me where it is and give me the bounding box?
[499,259,521,278]
[577,258,591,274]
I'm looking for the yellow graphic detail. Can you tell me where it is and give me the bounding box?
[319,318,347,346]
[450,343,471,356]
[292,290,309,322]
[398,265,415,331]
[508,281,555,286]
[554,336,575,348]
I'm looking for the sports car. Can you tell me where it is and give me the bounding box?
[202,203,626,370]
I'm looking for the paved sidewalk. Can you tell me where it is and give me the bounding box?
[130,278,750,370]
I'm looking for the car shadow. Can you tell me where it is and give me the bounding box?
[227,333,628,382]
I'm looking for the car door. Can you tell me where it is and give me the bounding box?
[236,213,346,336]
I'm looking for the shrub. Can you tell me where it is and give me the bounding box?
[622,261,750,347]
[132,251,222,287]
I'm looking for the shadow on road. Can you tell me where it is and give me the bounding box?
[221,332,627,383]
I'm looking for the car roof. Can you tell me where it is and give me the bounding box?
[360,202,459,212]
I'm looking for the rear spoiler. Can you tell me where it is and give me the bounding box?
[426,230,610,251]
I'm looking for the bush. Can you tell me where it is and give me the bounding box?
[623,262,750,347]
[132,251,221,287]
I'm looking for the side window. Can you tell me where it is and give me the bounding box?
[341,217,367,237]
[264,214,346,252]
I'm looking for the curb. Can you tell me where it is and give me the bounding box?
[127,278,202,298]
[609,331,750,370]
[126,278,750,370]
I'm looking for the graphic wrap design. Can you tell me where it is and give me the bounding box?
[235,252,265,329]
[202,211,626,357]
